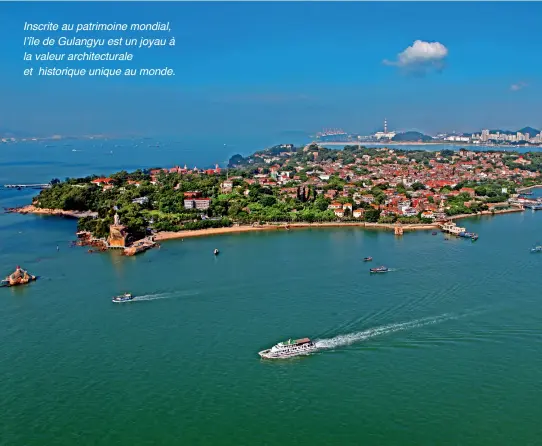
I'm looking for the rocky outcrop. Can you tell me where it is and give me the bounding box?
[5,205,98,219]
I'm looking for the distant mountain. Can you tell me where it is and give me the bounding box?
[518,126,540,136]
[392,131,434,143]
[486,127,540,136]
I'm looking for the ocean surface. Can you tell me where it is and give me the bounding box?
[2,140,542,445]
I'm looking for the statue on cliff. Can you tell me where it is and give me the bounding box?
[114,212,120,226]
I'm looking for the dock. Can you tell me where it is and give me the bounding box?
[509,198,542,210]
[440,221,478,240]
[123,237,157,256]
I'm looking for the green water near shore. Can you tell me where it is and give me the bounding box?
[2,201,542,445]
[2,142,542,445]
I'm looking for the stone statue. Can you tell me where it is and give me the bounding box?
[114,212,120,226]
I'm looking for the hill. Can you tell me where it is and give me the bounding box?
[518,126,540,136]
[392,131,434,143]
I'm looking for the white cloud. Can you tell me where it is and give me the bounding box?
[510,82,527,91]
[384,40,448,74]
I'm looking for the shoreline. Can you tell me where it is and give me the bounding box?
[449,207,523,222]
[517,184,542,193]
[154,222,439,241]
[4,204,98,219]
[6,203,527,242]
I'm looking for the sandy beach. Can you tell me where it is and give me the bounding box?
[449,207,523,222]
[154,221,439,241]
[7,203,526,242]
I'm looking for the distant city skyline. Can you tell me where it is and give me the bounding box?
[1,2,540,138]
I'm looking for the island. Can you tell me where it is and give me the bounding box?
[8,144,542,250]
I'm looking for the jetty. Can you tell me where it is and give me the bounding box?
[123,237,157,256]
[509,197,542,210]
[440,221,478,240]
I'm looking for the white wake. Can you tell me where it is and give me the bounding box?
[131,290,200,302]
[132,293,173,302]
[314,313,455,350]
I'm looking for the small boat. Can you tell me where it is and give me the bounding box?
[370,266,389,273]
[432,231,437,235]
[259,337,318,359]
[531,245,542,253]
[214,249,219,256]
[112,293,134,303]
[363,257,373,262]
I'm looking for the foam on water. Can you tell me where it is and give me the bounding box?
[315,313,457,350]
[132,290,200,302]
[132,293,171,302]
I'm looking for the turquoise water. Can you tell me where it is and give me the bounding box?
[2,142,542,445]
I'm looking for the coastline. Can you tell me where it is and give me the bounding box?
[449,207,523,222]
[154,222,439,241]
[6,203,527,242]
[4,204,98,219]
[517,184,542,192]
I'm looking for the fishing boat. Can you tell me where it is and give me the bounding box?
[259,338,318,359]
[214,249,219,256]
[363,257,373,262]
[112,293,134,303]
[370,266,389,273]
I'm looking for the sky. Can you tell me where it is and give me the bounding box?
[0,1,541,138]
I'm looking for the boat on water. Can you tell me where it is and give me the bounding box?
[459,231,478,241]
[1,266,37,287]
[112,293,134,303]
[259,337,318,359]
[370,266,389,273]
[432,231,438,235]
[363,257,373,262]
[531,245,542,253]
[214,249,219,256]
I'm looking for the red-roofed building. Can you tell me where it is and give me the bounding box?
[91,178,113,186]
[184,191,202,199]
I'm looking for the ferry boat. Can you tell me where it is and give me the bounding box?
[363,257,372,262]
[112,293,134,303]
[259,337,318,359]
[370,266,389,273]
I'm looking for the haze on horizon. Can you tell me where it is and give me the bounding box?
[1,2,540,139]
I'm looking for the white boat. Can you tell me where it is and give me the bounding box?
[112,293,134,303]
[259,337,318,359]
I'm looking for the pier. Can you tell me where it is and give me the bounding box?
[3,184,51,189]
[440,221,478,240]
[509,198,542,210]
[123,237,157,256]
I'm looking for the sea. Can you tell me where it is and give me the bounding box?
[2,138,542,445]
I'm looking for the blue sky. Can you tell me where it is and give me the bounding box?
[1,1,541,138]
